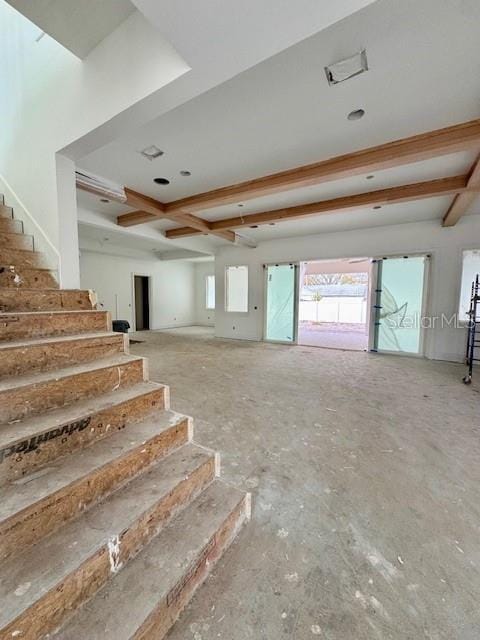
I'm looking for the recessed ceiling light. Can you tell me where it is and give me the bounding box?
[366,175,375,180]
[347,109,365,121]
[140,145,164,160]
[180,170,191,177]
[100,198,110,203]
[153,177,170,185]
[250,225,258,229]
[373,205,382,210]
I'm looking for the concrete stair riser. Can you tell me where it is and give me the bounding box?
[0,232,33,251]
[0,384,168,483]
[0,310,110,342]
[0,248,48,269]
[0,266,58,289]
[0,357,146,423]
[0,288,96,313]
[0,333,126,378]
[0,451,215,640]
[0,417,191,561]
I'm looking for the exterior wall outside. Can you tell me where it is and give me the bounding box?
[214,215,480,362]
[300,298,367,324]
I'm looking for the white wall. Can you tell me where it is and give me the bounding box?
[214,215,480,362]
[194,262,215,326]
[0,3,188,286]
[80,251,196,330]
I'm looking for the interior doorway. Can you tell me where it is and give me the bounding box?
[133,275,150,331]
[298,258,372,351]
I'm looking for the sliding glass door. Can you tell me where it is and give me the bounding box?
[373,256,428,355]
[264,263,298,343]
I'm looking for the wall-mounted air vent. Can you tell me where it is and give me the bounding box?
[75,170,126,202]
[325,50,368,86]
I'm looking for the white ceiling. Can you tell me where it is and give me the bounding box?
[78,0,480,247]
[5,0,136,58]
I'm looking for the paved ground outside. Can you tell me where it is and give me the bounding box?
[298,321,368,351]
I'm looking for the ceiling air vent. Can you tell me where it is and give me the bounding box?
[325,50,368,86]
[140,145,164,160]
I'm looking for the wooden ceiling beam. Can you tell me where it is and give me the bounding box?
[165,175,473,239]
[442,154,480,227]
[76,180,236,242]
[118,188,236,242]
[163,119,480,214]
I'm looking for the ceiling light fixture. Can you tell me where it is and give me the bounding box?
[347,109,365,121]
[153,177,170,185]
[325,50,368,86]
[140,145,164,161]
[179,170,191,177]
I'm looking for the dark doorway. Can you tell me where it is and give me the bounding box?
[134,275,150,330]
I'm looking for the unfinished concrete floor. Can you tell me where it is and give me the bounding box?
[130,327,480,640]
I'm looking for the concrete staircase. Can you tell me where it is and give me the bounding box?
[0,196,250,640]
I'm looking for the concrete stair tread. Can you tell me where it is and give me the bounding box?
[0,443,213,630]
[0,409,190,526]
[0,380,165,451]
[0,353,141,394]
[0,331,117,351]
[57,480,246,640]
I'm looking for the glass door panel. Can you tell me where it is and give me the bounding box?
[374,256,427,354]
[265,264,297,343]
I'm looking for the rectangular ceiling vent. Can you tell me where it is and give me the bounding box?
[140,145,164,161]
[325,50,368,86]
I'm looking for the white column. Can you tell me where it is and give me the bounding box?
[56,153,80,289]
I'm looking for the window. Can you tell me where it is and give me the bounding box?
[459,250,480,322]
[225,265,248,312]
[206,275,215,309]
